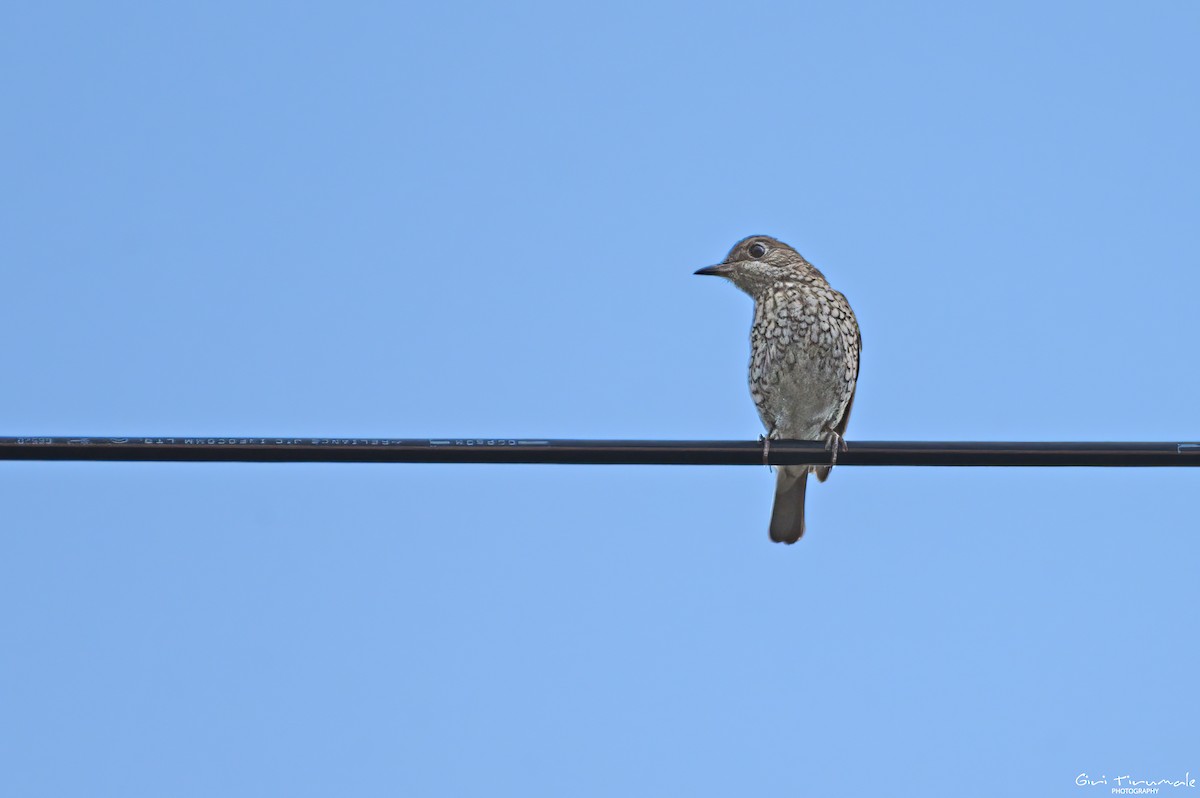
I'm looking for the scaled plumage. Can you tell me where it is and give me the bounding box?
[696,235,861,543]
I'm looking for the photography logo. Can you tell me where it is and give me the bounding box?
[1076,772,1195,795]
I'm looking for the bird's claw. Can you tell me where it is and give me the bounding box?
[823,431,847,466]
[758,433,774,470]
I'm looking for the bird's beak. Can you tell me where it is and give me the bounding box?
[694,263,731,277]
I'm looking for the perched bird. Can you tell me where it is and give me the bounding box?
[696,235,861,544]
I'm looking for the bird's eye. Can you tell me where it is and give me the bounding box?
[748,242,768,258]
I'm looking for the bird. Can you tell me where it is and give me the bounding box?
[695,235,861,544]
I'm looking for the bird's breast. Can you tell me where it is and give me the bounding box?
[749,285,859,437]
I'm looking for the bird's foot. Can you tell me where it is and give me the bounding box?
[758,433,781,470]
[758,433,773,470]
[823,430,847,466]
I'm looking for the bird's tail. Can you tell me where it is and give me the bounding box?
[769,466,807,544]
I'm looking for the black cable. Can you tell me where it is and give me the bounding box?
[1,437,1198,466]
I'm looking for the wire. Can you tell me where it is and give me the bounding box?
[1,437,1198,466]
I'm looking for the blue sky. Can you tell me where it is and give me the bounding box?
[2,1,1198,795]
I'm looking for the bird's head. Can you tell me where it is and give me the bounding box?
[694,235,821,295]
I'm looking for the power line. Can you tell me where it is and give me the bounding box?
[1,437,1198,466]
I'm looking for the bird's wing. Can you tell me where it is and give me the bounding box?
[836,324,862,437]
[817,322,860,483]
[834,385,856,440]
